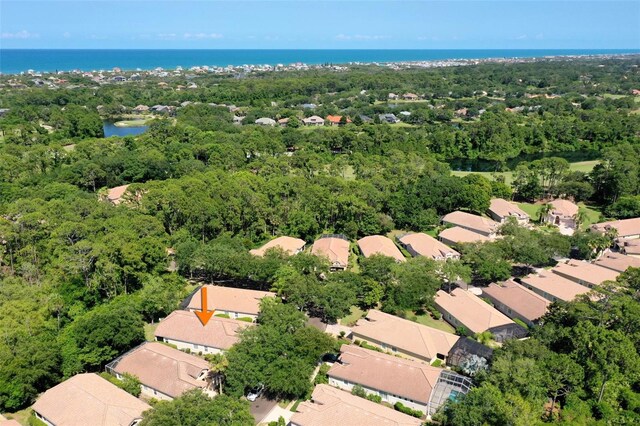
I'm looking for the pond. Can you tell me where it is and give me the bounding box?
[447,150,601,172]
[103,122,149,138]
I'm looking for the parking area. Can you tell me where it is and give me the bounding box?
[250,395,278,424]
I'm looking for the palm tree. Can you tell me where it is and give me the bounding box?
[573,209,588,230]
[207,353,229,394]
[538,203,552,224]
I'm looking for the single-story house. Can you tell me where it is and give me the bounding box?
[402,93,419,100]
[551,259,619,288]
[618,238,640,258]
[105,185,129,205]
[379,113,400,124]
[359,114,373,123]
[311,235,350,271]
[154,310,249,355]
[290,384,423,426]
[301,103,317,109]
[388,93,399,100]
[255,117,276,126]
[439,226,490,246]
[357,235,406,263]
[441,211,499,237]
[397,232,460,261]
[350,309,459,364]
[591,217,640,240]
[249,236,306,257]
[32,373,151,426]
[488,198,530,225]
[544,199,579,233]
[277,118,290,127]
[519,272,591,302]
[325,115,351,126]
[328,345,471,416]
[186,285,275,321]
[107,342,212,401]
[232,115,245,125]
[302,115,325,126]
[133,104,149,113]
[481,279,551,326]
[594,252,640,273]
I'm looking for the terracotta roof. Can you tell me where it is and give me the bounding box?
[106,185,129,205]
[435,288,514,334]
[351,309,459,360]
[520,272,591,302]
[154,310,248,350]
[311,236,350,268]
[357,236,405,262]
[249,236,306,257]
[488,198,529,221]
[291,384,422,426]
[482,279,550,322]
[438,226,490,244]
[325,115,351,124]
[32,373,150,426]
[549,199,579,218]
[328,345,441,405]
[594,252,640,273]
[552,259,619,287]
[113,342,209,399]
[186,285,275,316]
[398,232,459,260]
[591,217,640,238]
[441,211,498,235]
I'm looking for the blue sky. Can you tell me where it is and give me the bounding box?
[1,1,639,49]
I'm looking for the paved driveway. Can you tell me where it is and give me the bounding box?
[250,395,278,424]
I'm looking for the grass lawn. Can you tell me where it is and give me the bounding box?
[2,408,32,425]
[290,399,303,412]
[406,311,456,333]
[517,202,542,220]
[114,119,149,127]
[578,203,602,229]
[144,322,159,341]
[340,306,365,326]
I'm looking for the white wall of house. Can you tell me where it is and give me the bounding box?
[156,337,224,355]
[115,372,173,401]
[33,412,55,426]
[328,376,427,413]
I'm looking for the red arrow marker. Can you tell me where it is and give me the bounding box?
[194,286,214,326]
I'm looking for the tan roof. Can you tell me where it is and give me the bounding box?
[435,288,514,334]
[328,345,441,404]
[154,310,248,350]
[106,185,129,205]
[186,285,275,316]
[357,236,405,262]
[592,217,640,238]
[398,232,459,260]
[439,226,490,244]
[552,259,619,287]
[441,211,498,235]
[482,279,550,322]
[351,309,459,360]
[520,272,591,302]
[311,237,350,268]
[249,236,306,257]
[302,115,325,124]
[594,252,640,273]
[619,238,640,255]
[0,420,21,426]
[32,373,150,426]
[488,198,529,221]
[549,199,579,218]
[113,342,209,398]
[291,384,422,426]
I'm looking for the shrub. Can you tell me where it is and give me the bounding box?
[431,359,443,367]
[98,372,141,397]
[366,393,382,403]
[314,364,330,385]
[215,313,231,319]
[352,385,367,398]
[394,402,424,418]
[456,326,469,337]
[237,317,254,322]
[513,318,529,330]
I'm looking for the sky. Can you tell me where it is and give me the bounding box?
[1,0,639,49]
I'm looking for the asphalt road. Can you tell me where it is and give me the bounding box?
[250,395,278,424]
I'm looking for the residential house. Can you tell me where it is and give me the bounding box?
[350,309,459,364]
[441,211,499,237]
[551,259,619,288]
[594,252,640,273]
[133,105,149,113]
[302,115,325,126]
[301,103,317,109]
[232,115,245,125]
[105,185,129,205]
[357,235,405,263]
[311,235,350,271]
[154,310,249,355]
[277,118,290,127]
[388,93,399,100]
[397,232,460,261]
[327,345,470,416]
[107,342,212,400]
[591,217,640,240]
[186,285,275,321]
[325,115,351,126]
[358,114,373,123]
[519,272,591,302]
[379,113,400,123]
[488,198,530,225]
[32,373,151,426]
[290,384,423,426]
[481,279,550,326]
[402,93,419,101]
[618,238,640,258]
[455,108,468,117]
[249,236,306,257]
[255,117,276,126]
[439,226,490,246]
[544,199,579,234]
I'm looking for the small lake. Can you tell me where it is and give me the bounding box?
[448,150,601,172]
[103,122,149,138]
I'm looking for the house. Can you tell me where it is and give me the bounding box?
[350,309,459,364]
[105,185,129,205]
[32,373,151,426]
[232,115,245,125]
[311,235,350,271]
[399,111,411,117]
[435,288,522,341]
[618,238,640,258]
[301,103,317,109]
[591,217,640,240]
[551,259,619,288]
[249,236,306,257]
[439,226,490,246]
[154,310,249,354]
[186,285,275,320]
[402,93,419,101]
[544,199,579,234]
[107,342,212,400]
[594,252,640,273]
[397,232,460,261]
[133,105,149,113]
[302,115,325,126]
[357,235,405,263]
[325,115,351,126]
[277,118,290,127]
[255,117,276,126]
[358,114,373,123]
[290,384,423,426]
[488,198,530,224]
[455,108,468,117]
[379,113,400,124]
[441,211,499,237]
[519,272,591,302]
[327,345,471,416]
[481,279,551,326]
[388,93,399,100]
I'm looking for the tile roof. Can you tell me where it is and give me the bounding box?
[398,232,459,260]
[249,236,306,257]
[438,226,490,244]
[549,199,579,218]
[106,185,129,205]
[186,285,275,316]
[32,373,150,426]
[0,420,20,426]
[435,288,514,334]
[154,310,249,350]
[325,115,351,124]
[357,235,406,262]
[594,252,640,273]
[619,238,640,255]
[112,342,209,399]
[441,211,498,235]
[552,259,619,287]
[311,236,350,268]
[520,272,591,302]
[488,198,530,221]
[482,279,550,322]
[591,217,640,238]
[351,309,459,360]
[291,385,423,426]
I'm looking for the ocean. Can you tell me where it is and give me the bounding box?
[1,49,638,74]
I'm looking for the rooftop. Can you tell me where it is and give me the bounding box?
[311,236,350,268]
[357,235,406,262]
[482,279,550,322]
[549,199,579,217]
[552,259,619,287]
[435,288,514,334]
[594,252,640,273]
[488,198,530,220]
[249,236,306,257]
[186,285,275,316]
[398,232,459,260]
[591,217,640,238]
[438,226,490,244]
[106,185,129,205]
[441,211,498,235]
[520,272,591,302]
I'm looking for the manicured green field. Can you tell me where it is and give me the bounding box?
[339,306,365,326]
[451,160,599,185]
[407,311,456,333]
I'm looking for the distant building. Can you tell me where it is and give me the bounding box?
[397,232,460,261]
[402,93,419,100]
[442,211,499,237]
[104,185,129,205]
[387,93,399,100]
[520,272,591,302]
[357,235,405,263]
[311,235,350,271]
[481,279,550,326]
[591,217,640,240]
[379,113,400,123]
[551,259,619,289]
[186,285,275,320]
[255,117,276,126]
[439,226,490,246]
[544,199,579,234]
[325,115,351,126]
[249,236,306,257]
[488,198,530,225]
[302,115,325,126]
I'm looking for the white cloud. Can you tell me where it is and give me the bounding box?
[156,33,178,40]
[1,30,39,39]
[335,34,390,41]
[516,34,528,40]
[183,33,223,40]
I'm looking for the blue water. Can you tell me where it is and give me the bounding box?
[1,49,638,74]
[103,122,148,138]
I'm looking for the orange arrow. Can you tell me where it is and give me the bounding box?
[194,286,214,326]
